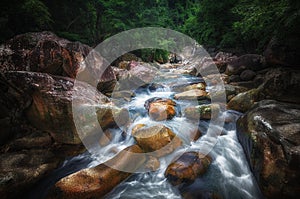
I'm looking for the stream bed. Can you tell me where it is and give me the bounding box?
[28,68,263,199]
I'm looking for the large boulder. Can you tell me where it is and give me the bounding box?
[165,152,212,186]
[131,124,182,157]
[0,31,116,95]
[47,145,146,199]
[144,97,177,121]
[0,71,127,144]
[264,36,300,67]
[0,149,60,199]
[225,54,266,75]
[237,100,300,199]
[227,68,300,112]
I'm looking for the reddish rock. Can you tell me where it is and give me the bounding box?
[0,31,116,94]
[47,145,146,199]
[144,97,177,121]
[165,152,212,186]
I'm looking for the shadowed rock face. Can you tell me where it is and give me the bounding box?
[1,71,121,144]
[227,68,300,112]
[0,31,116,95]
[47,145,146,199]
[264,36,300,67]
[165,152,212,186]
[225,54,266,75]
[237,100,300,199]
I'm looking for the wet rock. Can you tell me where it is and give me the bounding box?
[144,156,160,171]
[0,149,60,198]
[237,100,300,199]
[174,89,208,100]
[131,124,182,157]
[165,152,212,186]
[225,54,266,75]
[227,88,261,113]
[144,97,177,121]
[47,145,146,199]
[240,70,256,81]
[98,129,114,146]
[148,83,166,92]
[172,83,206,92]
[182,190,223,199]
[181,128,202,142]
[184,104,221,120]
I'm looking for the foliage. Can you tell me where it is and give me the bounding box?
[0,0,298,53]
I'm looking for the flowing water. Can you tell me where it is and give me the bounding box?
[28,69,263,199]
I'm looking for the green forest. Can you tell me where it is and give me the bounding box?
[1,0,299,53]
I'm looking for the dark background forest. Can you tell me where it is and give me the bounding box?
[0,0,299,53]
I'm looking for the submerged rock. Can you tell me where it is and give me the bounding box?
[47,145,146,199]
[237,100,300,199]
[165,152,212,186]
[144,97,177,121]
[131,124,182,157]
[184,104,221,120]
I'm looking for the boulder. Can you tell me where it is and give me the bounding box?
[225,54,266,75]
[165,152,212,186]
[264,36,300,67]
[131,124,182,157]
[184,104,221,120]
[174,89,209,100]
[0,71,127,144]
[47,145,146,199]
[227,88,261,113]
[240,70,256,81]
[227,67,300,112]
[144,97,177,121]
[0,149,60,199]
[237,100,300,199]
[0,31,116,95]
